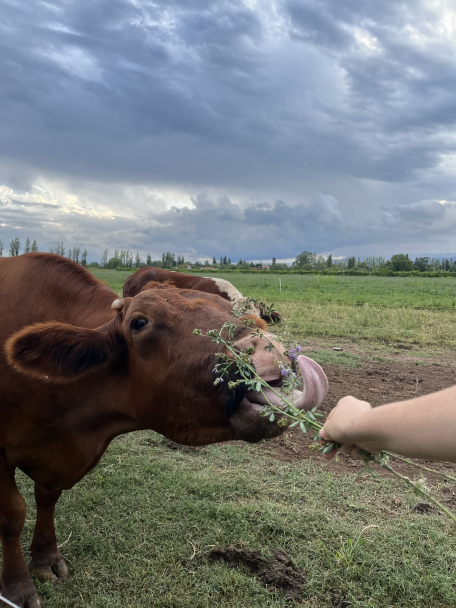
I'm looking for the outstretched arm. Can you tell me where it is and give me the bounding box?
[320,385,456,463]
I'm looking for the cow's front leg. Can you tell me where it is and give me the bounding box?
[29,484,68,585]
[0,456,41,608]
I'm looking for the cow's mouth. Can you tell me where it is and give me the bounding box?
[229,355,328,442]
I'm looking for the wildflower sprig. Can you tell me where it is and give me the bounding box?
[194,303,456,521]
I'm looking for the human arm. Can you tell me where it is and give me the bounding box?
[319,384,456,463]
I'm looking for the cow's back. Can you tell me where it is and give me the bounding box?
[0,254,117,338]
[123,267,242,301]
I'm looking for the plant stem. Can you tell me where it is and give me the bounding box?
[386,452,456,483]
[382,463,456,522]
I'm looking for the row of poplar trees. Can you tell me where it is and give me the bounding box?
[1,237,38,257]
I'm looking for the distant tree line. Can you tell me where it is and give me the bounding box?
[292,251,456,273]
[96,250,270,271]
[49,241,88,266]
[293,251,387,271]
[3,237,456,275]
[385,254,455,273]
[0,237,88,266]
[5,237,39,257]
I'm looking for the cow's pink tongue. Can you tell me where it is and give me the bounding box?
[229,355,328,442]
[245,355,328,411]
[297,355,328,409]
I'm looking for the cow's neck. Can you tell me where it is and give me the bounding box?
[13,372,142,491]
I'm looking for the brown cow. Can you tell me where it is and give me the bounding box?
[0,253,327,607]
[124,267,243,300]
[123,267,281,322]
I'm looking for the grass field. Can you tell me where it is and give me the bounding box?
[18,434,456,608]
[190,273,456,308]
[92,270,456,348]
[91,270,456,307]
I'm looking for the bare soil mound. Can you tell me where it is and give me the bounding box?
[209,545,305,602]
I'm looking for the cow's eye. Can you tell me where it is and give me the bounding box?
[132,318,148,331]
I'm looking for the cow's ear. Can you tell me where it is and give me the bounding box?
[5,321,119,383]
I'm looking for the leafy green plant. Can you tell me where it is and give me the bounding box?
[334,525,379,566]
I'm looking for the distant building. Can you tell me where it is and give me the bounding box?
[262,265,270,270]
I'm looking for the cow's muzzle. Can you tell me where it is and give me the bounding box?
[229,355,328,442]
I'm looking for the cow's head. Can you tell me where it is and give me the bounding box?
[5,289,327,445]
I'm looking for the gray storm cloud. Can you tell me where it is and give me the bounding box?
[394,201,447,223]
[0,0,456,258]
[380,200,452,229]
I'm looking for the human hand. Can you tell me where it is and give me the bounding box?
[319,396,373,460]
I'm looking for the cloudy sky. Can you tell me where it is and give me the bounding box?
[1,0,456,262]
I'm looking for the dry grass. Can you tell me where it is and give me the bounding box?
[278,301,456,348]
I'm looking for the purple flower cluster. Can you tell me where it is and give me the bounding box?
[280,364,297,379]
[287,344,302,361]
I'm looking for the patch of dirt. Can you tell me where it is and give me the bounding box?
[413,502,437,515]
[330,595,352,608]
[394,343,413,350]
[209,545,305,602]
[254,360,456,485]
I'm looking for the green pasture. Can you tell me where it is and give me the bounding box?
[92,269,133,295]
[92,270,456,348]
[16,433,456,608]
[92,270,456,308]
[191,272,456,308]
